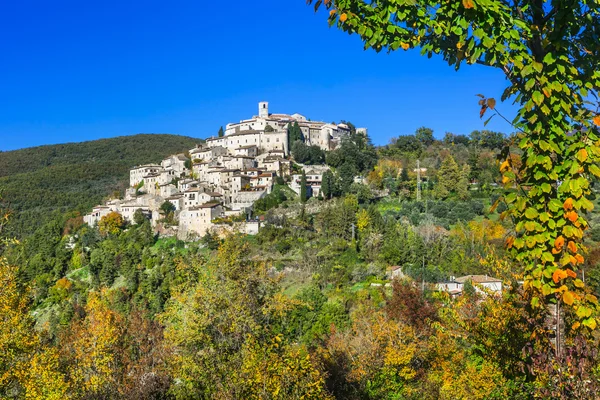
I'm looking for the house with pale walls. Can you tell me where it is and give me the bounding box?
[436,275,503,297]
[159,183,178,198]
[130,164,162,187]
[230,190,267,212]
[161,154,189,176]
[179,203,223,238]
[234,145,258,157]
[290,167,330,198]
[251,172,275,193]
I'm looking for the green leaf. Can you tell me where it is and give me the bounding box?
[532,91,544,106]
[543,52,555,65]
[583,317,597,330]
[525,208,539,219]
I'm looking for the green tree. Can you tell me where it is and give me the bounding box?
[160,201,176,215]
[288,122,304,146]
[400,165,409,182]
[391,134,422,155]
[434,155,461,200]
[300,170,308,203]
[457,164,471,200]
[321,170,337,199]
[133,208,146,225]
[415,126,435,146]
[218,126,224,137]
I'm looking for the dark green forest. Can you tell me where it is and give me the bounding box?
[0,134,201,237]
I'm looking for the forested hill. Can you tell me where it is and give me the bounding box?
[0,134,202,237]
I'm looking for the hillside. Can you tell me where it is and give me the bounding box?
[0,134,202,237]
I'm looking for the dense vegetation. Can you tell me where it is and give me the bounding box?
[0,134,201,237]
[3,125,600,398]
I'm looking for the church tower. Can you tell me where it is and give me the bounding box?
[258,101,269,118]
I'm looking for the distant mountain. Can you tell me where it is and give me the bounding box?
[0,134,202,237]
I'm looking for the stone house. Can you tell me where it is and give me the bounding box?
[130,164,162,187]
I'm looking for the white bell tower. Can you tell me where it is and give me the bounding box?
[258,101,269,118]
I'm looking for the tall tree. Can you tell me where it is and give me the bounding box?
[218,126,224,137]
[288,122,304,146]
[434,155,461,199]
[309,0,600,339]
[321,170,335,199]
[300,170,308,203]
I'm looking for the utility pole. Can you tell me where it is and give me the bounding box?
[421,255,425,292]
[416,159,422,201]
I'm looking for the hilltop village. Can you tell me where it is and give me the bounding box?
[84,102,364,238]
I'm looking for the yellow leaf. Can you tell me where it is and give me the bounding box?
[401,42,410,50]
[577,148,588,162]
[572,321,581,330]
[593,115,600,126]
[339,13,348,22]
[563,291,575,305]
[462,0,474,8]
[487,98,496,109]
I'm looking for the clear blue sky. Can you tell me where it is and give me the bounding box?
[0,0,517,151]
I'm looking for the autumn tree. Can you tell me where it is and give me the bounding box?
[60,290,125,398]
[324,309,418,398]
[98,211,125,236]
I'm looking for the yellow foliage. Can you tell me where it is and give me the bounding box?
[356,209,371,232]
[241,336,333,399]
[0,258,69,399]
[439,359,508,400]
[325,310,417,397]
[451,219,506,245]
[62,290,124,397]
[98,211,124,235]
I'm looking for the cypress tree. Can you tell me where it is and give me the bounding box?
[300,170,308,203]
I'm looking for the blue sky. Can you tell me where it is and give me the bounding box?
[0,0,518,151]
